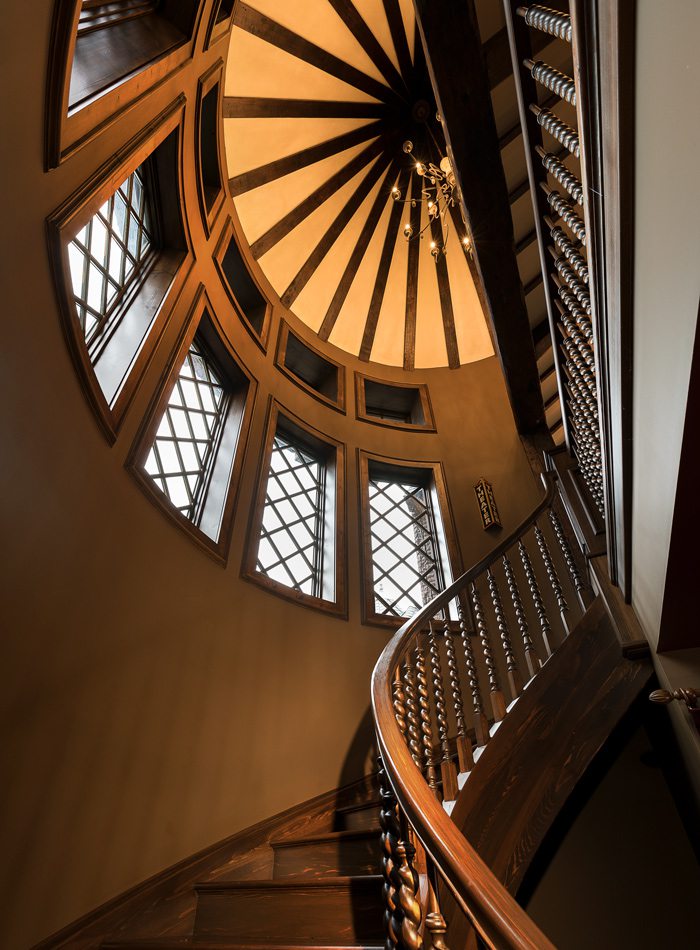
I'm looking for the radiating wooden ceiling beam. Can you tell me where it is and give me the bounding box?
[429,212,460,370]
[250,133,390,259]
[223,97,390,119]
[234,2,405,108]
[382,0,414,87]
[403,176,422,371]
[318,159,400,341]
[414,0,545,432]
[359,165,410,360]
[282,150,394,307]
[229,120,384,196]
[328,0,407,95]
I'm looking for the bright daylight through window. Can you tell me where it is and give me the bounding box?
[368,477,445,618]
[144,340,230,524]
[256,433,326,596]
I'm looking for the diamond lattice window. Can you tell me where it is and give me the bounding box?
[256,433,325,596]
[368,479,444,618]
[68,166,153,347]
[144,341,230,524]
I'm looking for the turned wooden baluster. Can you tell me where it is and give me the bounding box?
[502,552,542,680]
[378,755,403,950]
[540,182,586,242]
[457,597,490,748]
[548,507,591,609]
[518,538,554,657]
[487,568,522,700]
[402,653,424,771]
[396,832,424,950]
[517,4,572,43]
[425,859,450,950]
[534,523,570,633]
[443,615,474,772]
[471,581,507,722]
[530,104,580,158]
[414,638,439,794]
[537,149,584,205]
[524,58,577,105]
[393,667,408,744]
[428,621,458,801]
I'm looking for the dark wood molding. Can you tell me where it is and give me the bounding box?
[229,120,385,197]
[250,133,391,259]
[240,398,348,619]
[414,0,545,433]
[354,373,436,433]
[381,0,413,86]
[429,211,459,370]
[281,149,394,307]
[222,97,389,119]
[483,22,553,91]
[125,286,258,565]
[274,321,346,413]
[233,2,404,108]
[318,161,399,342]
[195,59,226,237]
[402,175,421,371]
[213,217,272,351]
[327,0,407,94]
[359,165,410,361]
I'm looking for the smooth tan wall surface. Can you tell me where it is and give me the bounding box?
[0,2,539,947]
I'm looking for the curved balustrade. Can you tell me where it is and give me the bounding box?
[372,472,594,949]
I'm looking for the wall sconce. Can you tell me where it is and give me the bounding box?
[474,477,501,530]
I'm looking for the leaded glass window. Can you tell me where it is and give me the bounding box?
[68,166,153,348]
[256,433,326,596]
[368,478,444,618]
[144,341,230,524]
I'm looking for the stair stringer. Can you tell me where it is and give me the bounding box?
[442,597,652,948]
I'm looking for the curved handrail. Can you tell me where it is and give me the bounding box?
[371,473,558,950]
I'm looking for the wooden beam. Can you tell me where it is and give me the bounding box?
[282,151,392,306]
[427,179,459,369]
[523,272,543,297]
[318,160,400,341]
[328,0,407,94]
[403,176,421,370]
[382,0,413,86]
[483,23,554,90]
[233,3,404,108]
[516,228,537,255]
[223,97,389,119]
[415,0,545,431]
[229,121,384,196]
[498,92,558,150]
[359,166,409,360]
[250,133,390,258]
[508,175,530,205]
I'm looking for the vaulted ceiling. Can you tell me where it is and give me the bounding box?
[223,0,493,369]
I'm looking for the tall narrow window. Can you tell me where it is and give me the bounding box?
[360,455,458,626]
[144,340,230,524]
[69,165,153,348]
[256,433,326,596]
[243,405,346,616]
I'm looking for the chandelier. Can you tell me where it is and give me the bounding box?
[391,139,472,261]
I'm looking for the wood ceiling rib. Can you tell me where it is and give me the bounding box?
[224,0,497,369]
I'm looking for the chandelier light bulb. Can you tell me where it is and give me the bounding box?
[415,162,425,176]
[391,185,401,201]
[404,223,413,239]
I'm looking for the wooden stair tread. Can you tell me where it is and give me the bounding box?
[270,829,378,848]
[103,941,382,949]
[196,875,382,891]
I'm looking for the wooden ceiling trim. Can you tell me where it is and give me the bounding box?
[282,150,393,307]
[382,0,414,87]
[403,176,422,370]
[359,165,410,360]
[415,0,545,432]
[250,132,390,259]
[328,0,407,95]
[223,97,389,119]
[229,120,385,196]
[516,227,537,255]
[429,212,459,369]
[484,25,552,90]
[318,159,400,341]
[524,272,543,297]
[234,3,402,109]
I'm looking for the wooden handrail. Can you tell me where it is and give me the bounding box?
[371,473,559,950]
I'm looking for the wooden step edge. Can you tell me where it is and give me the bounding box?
[270,828,380,849]
[103,942,383,950]
[195,874,384,893]
[335,799,380,815]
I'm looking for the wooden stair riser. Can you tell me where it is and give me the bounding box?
[194,878,384,946]
[272,832,381,879]
[334,801,380,832]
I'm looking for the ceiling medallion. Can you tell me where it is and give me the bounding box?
[391,139,472,262]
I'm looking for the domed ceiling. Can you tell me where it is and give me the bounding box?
[223,0,494,369]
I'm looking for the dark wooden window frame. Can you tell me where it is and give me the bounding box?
[47,98,193,443]
[241,399,347,619]
[45,0,206,168]
[213,218,272,351]
[358,451,462,629]
[195,61,226,236]
[275,321,346,413]
[126,286,257,564]
[203,0,235,49]
[355,372,436,431]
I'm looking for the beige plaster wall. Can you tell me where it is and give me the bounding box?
[0,2,540,947]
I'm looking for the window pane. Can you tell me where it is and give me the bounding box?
[368,478,443,618]
[144,341,229,524]
[256,433,325,596]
